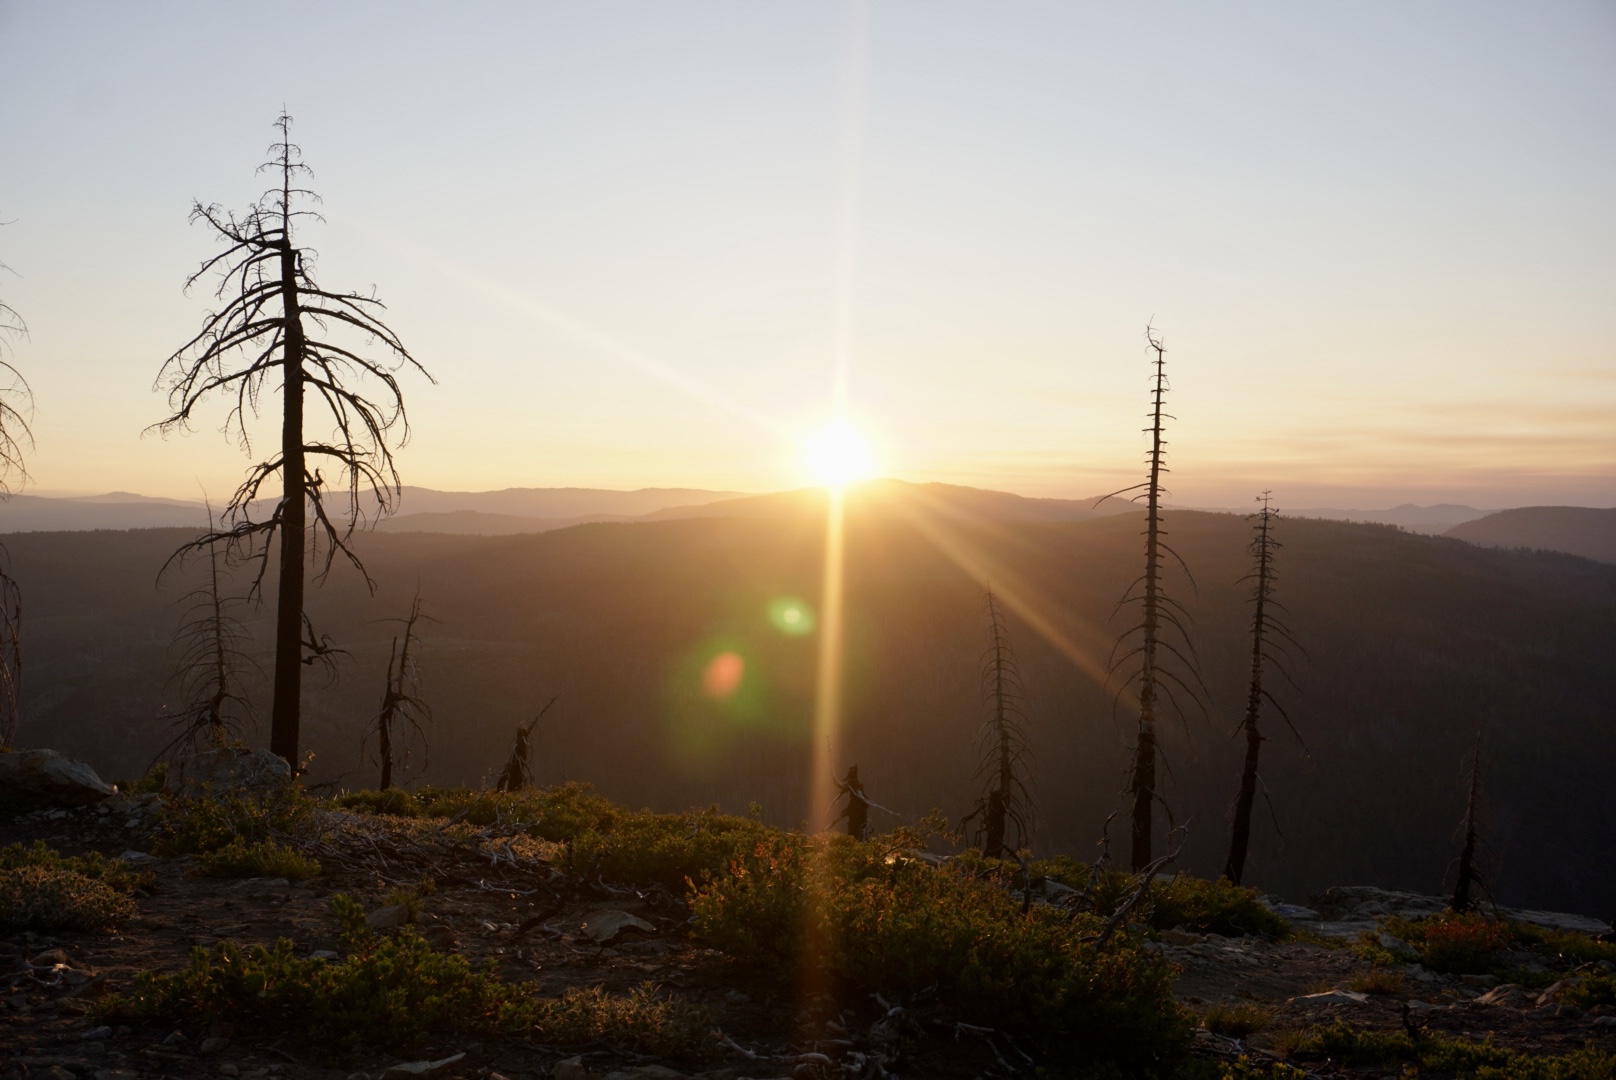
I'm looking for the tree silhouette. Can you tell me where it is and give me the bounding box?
[365,593,432,790]
[1222,494,1304,885]
[496,696,558,792]
[152,114,432,767]
[157,506,257,757]
[961,591,1033,859]
[1101,326,1204,871]
[0,224,34,747]
[1449,726,1485,913]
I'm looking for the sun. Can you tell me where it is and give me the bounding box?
[803,421,876,487]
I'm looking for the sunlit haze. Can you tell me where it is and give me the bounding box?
[0,2,1612,508]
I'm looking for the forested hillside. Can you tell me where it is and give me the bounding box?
[9,486,1615,915]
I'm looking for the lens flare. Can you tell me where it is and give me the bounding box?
[768,597,817,636]
[702,651,745,700]
[804,421,875,487]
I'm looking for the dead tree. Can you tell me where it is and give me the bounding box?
[495,696,558,792]
[0,228,33,747]
[151,114,433,767]
[1222,494,1304,885]
[960,591,1033,858]
[157,507,257,756]
[1101,325,1204,871]
[366,594,433,790]
[1449,726,1484,913]
[834,764,871,841]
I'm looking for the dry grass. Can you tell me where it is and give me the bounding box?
[1201,1002,1272,1038]
[1346,968,1406,995]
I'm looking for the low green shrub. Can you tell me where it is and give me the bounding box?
[1301,1020,1616,1078]
[104,893,713,1058]
[1508,922,1616,967]
[1201,1002,1271,1037]
[154,785,316,856]
[1563,972,1616,1010]
[197,839,319,880]
[409,782,617,837]
[0,840,149,891]
[333,788,423,818]
[1025,857,1290,939]
[1380,912,1511,974]
[692,831,1186,1073]
[0,866,138,932]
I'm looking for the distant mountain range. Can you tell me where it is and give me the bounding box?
[1446,506,1616,564]
[3,486,1611,564]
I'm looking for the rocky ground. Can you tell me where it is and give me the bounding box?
[3,792,1615,1080]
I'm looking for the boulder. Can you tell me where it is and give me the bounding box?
[165,747,291,799]
[581,909,655,943]
[381,1054,464,1080]
[0,749,115,810]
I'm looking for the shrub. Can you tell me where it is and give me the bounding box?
[1026,857,1290,939]
[0,840,149,891]
[1563,972,1616,1010]
[1507,922,1616,967]
[154,785,316,856]
[104,894,713,1058]
[0,866,138,932]
[197,839,319,880]
[333,788,422,818]
[1346,968,1406,995]
[1201,1002,1271,1037]
[691,831,1186,1072]
[1301,1020,1616,1078]
[1381,912,1511,974]
[568,806,773,891]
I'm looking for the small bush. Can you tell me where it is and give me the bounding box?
[1201,1002,1271,1037]
[197,839,319,880]
[1346,968,1406,995]
[1027,857,1290,939]
[692,831,1186,1072]
[104,894,713,1058]
[154,785,316,856]
[0,866,138,932]
[333,788,422,818]
[1301,1020,1616,1078]
[0,841,149,892]
[1381,912,1510,974]
[533,984,712,1060]
[1507,922,1616,967]
[1563,972,1616,1010]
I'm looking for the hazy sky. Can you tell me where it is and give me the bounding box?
[1,1,1612,507]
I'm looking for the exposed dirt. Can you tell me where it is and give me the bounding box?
[3,807,1613,1080]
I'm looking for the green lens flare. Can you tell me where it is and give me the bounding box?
[767,597,816,636]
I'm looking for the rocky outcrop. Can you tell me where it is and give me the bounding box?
[0,749,115,811]
[164,747,291,800]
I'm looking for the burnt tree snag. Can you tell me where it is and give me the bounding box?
[158,506,257,756]
[495,697,559,792]
[152,114,432,767]
[0,226,34,747]
[1222,493,1303,885]
[1102,326,1204,871]
[961,591,1033,858]
[1450,727,1484,913]
[368,593,433,790]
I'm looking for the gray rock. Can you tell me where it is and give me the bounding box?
[417,923,456,950]
[552,1057,590,1080]
[380,1053,464,1080]
[201,1036,231,1054]
[165,747,291,800]
[308,950,340,961]
[1594,1015,1616,1029]
[1267,902,1321,922]
[366,904,413,931]
[581,909,655,943]
[1378,933,1414,956]
[0,749,115,810]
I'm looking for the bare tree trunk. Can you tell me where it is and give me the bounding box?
[1224,498,1274,885]
[1451,729,1482,912]
[269,233,306,768]
[1129,336,1168,872]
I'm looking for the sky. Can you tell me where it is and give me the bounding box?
[0,1,1612,509]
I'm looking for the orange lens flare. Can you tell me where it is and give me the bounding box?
[701,651,745,701]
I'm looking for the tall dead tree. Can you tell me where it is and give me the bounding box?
[0,227,33,747]
[366,594,432,790]
[1102,325,1204,871]
[961,591,1033,859]
[152,114,432,767]
[1222,494,1304,885]
[158,507,257,756]
[1450,727,1484,913]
